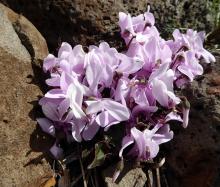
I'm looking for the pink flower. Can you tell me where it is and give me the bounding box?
[119,124,173,161]
[37,7,215,161]
[149,62,180,107]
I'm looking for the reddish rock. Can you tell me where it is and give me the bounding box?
[0,0,212,52]
[207,86,220,95]
[208,73,220,86]
[0,3,53,187]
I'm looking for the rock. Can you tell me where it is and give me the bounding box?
[103,164,147,187]
[207,26,220,44]
[0,0,213,52]
[148,0,214,37]
[0,0,146,52]
[207,86,220,95]
[164,54,220,187]
[0,3,53,187]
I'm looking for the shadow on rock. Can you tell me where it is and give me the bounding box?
[24,124,55,168]
[26,62,55,168]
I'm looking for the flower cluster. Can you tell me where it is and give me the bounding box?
[38,8,215,161]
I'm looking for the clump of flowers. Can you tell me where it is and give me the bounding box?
[37,6,215,183]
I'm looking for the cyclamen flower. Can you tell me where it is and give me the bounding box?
[149,62,180,107]
[171,29,216,63]
[119,7,159,45]
[119,124,173,161]
[38,42,134,157]
[38,7,215,163]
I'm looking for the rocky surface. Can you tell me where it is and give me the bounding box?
[164,53,220,187]
[0,0,214,52]
[104,167,147,187]
[0,4,53,187]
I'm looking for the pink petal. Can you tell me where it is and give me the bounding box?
[72,124,82,142]
[151,79,169,107]
[50,143,63,159]
[131,127,146,158]
[45,89,65,99]
[46,76,60,87]
[119,12,134,36]
[114,77,130,102]
[116,53,144,74]
[60,72,74,91]
[67,83,86,119]
[165,111,183,123]
[153,124,174,144]
[147,140,159,159]
[42,102,59,121]
[85,51,103,94]
[85,100,103,115]
[149,62,170,82]
[58,42,72,59]
[95,111,118,128]
[43,54,56,72]
[103,99,130,121]
[57,98,70,118]
[37,118,55,136]
[82,121,100,141]
[119,136,134,158]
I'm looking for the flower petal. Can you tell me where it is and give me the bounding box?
[119,136,134,158]
[151,79,169,107]
[67,83,86,119]
[37,118,55,136]
[82,121,100,141]
[103,99,130,121]
[50,143,63,159]
[165,111,183,123]
[131,127,146,159]
[42,102,59,121]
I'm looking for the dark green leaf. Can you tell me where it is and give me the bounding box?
[87,143,106,169]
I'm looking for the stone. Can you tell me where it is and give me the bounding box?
[208,72,220,86]
[0,3,53,187]
[103,164,147,187]
[164,54,220,187]
[0,0,214,52]
[207,86,220,95]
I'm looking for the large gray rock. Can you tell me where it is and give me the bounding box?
[0,4,53,187]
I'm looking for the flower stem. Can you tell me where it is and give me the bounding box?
[78,145,88,187]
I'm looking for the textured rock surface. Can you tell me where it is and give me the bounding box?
[164,53,220,187]
[0,0,213,52]
[104,166,147,187]
[0,4,53,187]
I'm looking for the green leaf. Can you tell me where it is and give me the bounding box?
[87,143,106,169]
